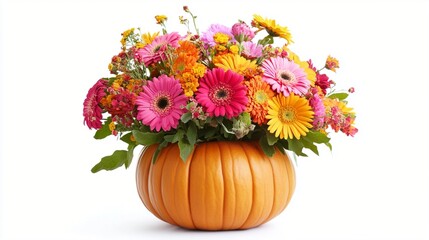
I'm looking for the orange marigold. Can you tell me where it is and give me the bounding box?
[245,75,275,125]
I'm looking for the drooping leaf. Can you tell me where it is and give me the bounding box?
[120,132,134,145]
[266,131,278,146]
[187,122,198,146]
[172,129,185,143]
[178,138,194,162]
[152,140,169,163]
[94,118,112,139]
[91,150,128,173]
[328,92,348,101]
[305,131,330,144]
[259,136,275,157]
[125,144,136,168]
[301,138,319,156]
[287,138,307,157]
[132,130,164,146]
[324,142,333,151]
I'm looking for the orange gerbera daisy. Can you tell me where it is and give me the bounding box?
[246,76,275,125]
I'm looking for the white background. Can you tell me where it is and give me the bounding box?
[1,0,428,239]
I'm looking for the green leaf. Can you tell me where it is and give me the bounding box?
[152,140,169,163]
[91,150,127,173]
[172,129,185,143]
[178,139,194,162]
[94,118,112,139]
[266,131,278,146]
[187,122,198,146]
[305,131,330,144]
[120,132,134,145]
[132,130,164,146]
[202,127,217,139]
[258,35,274,45]
[301,138,319,156]
[287,138,307,157]
[181,112,192,123]
[324,142,333,151]
[328,92,348,101]
[163,134,175,143]
[125,144,136,168]
[259,137,275,157]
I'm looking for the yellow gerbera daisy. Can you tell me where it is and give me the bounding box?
[253,14,293,44]
[140,32,160,48]
[214,54,258,78]
[267,93,314,139]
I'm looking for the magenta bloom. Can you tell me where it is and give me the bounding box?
[200,24,234,47]
[136,75,187,132]
[83,79,107,129]
[196,68,248,119]
[135,32,180,66]
[309,88,326,129]
[231,22,255,42]
[242,41,263,59]
[262,56,310,96]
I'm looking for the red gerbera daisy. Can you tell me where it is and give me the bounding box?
[195,68,248,119]
[83,79,107,129]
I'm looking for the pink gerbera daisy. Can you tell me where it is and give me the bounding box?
[195,68,248,119]
[83,79,107,129]
[262,56,310,97]
[135,32,180,66]
[136,75,187,132]
[242,41,263,59]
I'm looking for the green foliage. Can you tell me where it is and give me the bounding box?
[91,150,128,173]
[94,118,112,139]
[328,92,349,101]
[132,130,164,145]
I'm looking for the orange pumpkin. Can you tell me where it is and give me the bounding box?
[136,141,296,230]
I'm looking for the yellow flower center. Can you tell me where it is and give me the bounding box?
[279,107,296,122]
[255,90,268,104]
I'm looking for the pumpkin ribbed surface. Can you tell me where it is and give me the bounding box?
[136,141,295,230]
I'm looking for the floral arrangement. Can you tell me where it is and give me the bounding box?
[83,7,358,173]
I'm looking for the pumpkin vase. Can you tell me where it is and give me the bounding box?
[136,141,296,230]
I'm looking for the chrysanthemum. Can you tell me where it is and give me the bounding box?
[135,32,180,66]
[245,76,275,125]
[136,75,187,132]
[267,93,314,139]
[83,79,107,129]
[242,41,263,59]
[195,68,248,119]
[262,56,310,96]
[200,24,234,47]
[252,15,293,44]
[214,54,258,78]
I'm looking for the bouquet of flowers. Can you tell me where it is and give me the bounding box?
[83,7,358,173]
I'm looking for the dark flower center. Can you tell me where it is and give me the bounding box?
[281,73,291,81]
[157,97,169,109]
[216,89,228,99]
[210,84,232,106]
[277,70,296,84]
